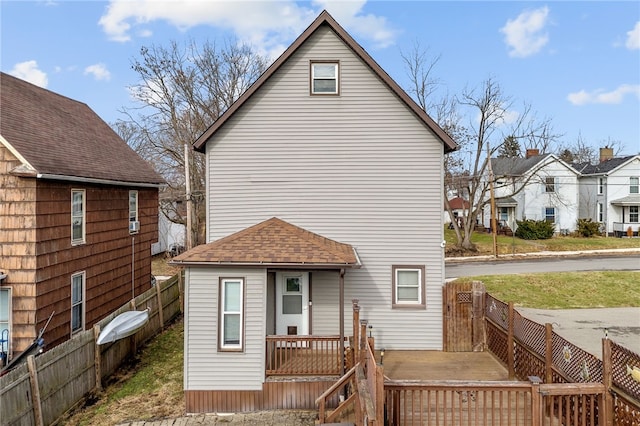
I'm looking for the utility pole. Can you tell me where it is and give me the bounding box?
[184,143,193,250]
[487,144,498,258]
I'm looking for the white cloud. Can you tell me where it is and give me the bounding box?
[500,6,550,58]
[9,60,48,87]
[626,21,640,50]
[84,63,112,81]
[567,84,640,105]
[98,0,395,57]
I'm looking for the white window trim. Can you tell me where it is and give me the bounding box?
[545,207,556,223]
[71,189,86,245]
[129,190,139,234]
[218,277,244,351]
[71,272,86,335]
[544,177,556,193]
[597,203,604,222]
[310,61,339,95]
[630,177,639,194]
[0,287,11,356]
[630,206,639,223]
[598,177,604,195]
[392,265,426,309]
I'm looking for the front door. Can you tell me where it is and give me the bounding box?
[275,272,309,336]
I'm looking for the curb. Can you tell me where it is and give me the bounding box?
[444,248,640,264]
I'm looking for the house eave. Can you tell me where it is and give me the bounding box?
[169,260,362,269]
[34,173,164,188]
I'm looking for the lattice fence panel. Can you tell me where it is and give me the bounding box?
[486,321,508,365]
[613,392,640,426]
[551,333,603,383]
[514,342,545,381]
[611,340,640,402]
[485,294,508,330]
[513,311,546,356]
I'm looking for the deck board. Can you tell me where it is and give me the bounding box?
[380,351,510,381]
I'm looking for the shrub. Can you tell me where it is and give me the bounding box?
[576,218,601,237]
[515,219,555,240]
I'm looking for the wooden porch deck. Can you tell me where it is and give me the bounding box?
[380,351,510,381]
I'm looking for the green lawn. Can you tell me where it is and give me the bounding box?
[456,271,640,309]
[445,227,640,256]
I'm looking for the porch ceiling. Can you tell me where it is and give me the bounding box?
[170,217,361,268]
[610,195,640,206]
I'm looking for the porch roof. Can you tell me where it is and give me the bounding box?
[496,197,518,207]
[610,195,640,206]
[170,217,361,268]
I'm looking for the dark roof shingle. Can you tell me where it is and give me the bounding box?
[0,72,164,185]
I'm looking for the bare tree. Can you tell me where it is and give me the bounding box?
[117,39,269,246]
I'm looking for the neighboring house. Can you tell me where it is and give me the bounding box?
[170,11,456,413]
[573,148,640,237]
[486,149,580,234]
[444,197,469,227]
[0,73,164,363]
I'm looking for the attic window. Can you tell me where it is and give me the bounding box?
[311,61,339,95]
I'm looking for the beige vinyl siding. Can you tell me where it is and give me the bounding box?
[205,26,444,349]
[185,267,266,391]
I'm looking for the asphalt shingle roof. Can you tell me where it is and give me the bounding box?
[491,154,551,176]
[0,72,164,185]
[571,156,636,175]
[171,217,360,267]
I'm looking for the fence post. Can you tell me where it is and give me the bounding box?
[507,302,515,379]
[601,338,613,426]
[529,376,542,426]
[352,299,360,362]
[156,279,164,329]
[472,281,486,352]
[545,323,553,384]
[93,324,102,392]
[27,355,44,426]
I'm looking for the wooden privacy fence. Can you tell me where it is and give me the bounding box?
[0,274,183,426]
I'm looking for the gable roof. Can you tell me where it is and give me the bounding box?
[571,155,638,175]
[446,197,469,210]
[170,217,361,268]
[0,72,164,187]
[492,153,578,177]
[193,10,457,154]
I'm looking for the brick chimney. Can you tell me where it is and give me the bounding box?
[525,148,539,159]
[600,147,614,163]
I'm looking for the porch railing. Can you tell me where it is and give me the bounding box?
[265,335,346,376]
[612,222,639,236]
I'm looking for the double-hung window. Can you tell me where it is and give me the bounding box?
[545,177,556,193]
[598,178,604,195]
[71,189,85,244]
[392,265,425,309]
[545,207,556,223]
[129,190,139,233]
[219,278,244,351]
[71,272,85,335]
[630,206,639,223]
[311,61,339,95]
[630,177,639,194]
[0,288,10,354]
[597,203,604,222]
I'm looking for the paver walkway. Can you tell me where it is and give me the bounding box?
[117,410,317,426]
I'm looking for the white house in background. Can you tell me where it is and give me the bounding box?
[573,148,640,237]
[170,11,456,414]
[444,196,469,227]
[486,149,580,234]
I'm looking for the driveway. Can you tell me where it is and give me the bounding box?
[516,306,640,358]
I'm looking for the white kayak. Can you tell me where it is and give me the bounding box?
[97,310,149,345]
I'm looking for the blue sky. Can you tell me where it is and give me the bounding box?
[2,1,639,156]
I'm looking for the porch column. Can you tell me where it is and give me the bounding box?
[339,268,345,376]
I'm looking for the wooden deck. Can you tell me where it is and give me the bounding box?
[380,351,510,381]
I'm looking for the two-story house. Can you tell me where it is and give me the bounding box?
[0,72,164,364]
[573,148,640,237]
[170,11,457,413]
[486,149,580,234]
